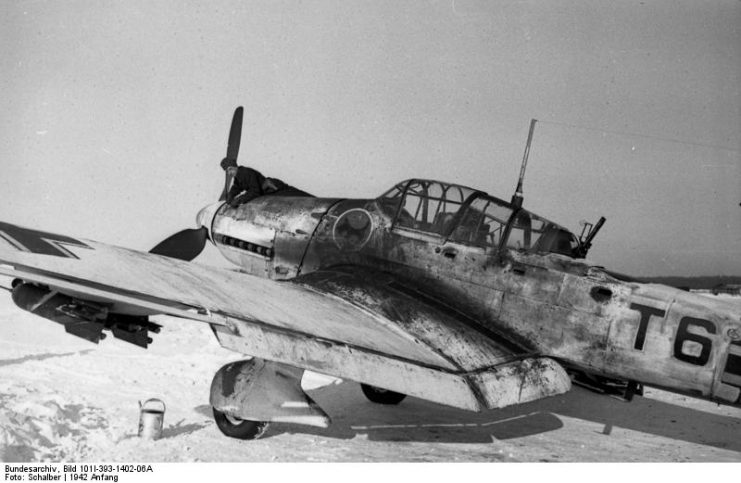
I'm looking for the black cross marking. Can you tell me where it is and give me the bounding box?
[0,222,92,259]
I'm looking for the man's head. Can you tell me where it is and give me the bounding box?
[220,158,238,171]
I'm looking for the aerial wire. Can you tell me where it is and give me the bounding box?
[538,119,739,153]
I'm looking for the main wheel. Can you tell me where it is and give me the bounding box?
[212,408,269,440]
[360,384,407,405]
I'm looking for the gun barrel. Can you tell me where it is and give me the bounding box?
[578,216,606,257]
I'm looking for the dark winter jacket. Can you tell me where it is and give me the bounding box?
[226,167,310,207]
[226,167,267,205]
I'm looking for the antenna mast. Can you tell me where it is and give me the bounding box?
[511,118,537,208]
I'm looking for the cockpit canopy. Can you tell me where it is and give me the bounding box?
[378,179,580,257]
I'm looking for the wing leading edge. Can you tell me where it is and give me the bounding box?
[0,221,570,411]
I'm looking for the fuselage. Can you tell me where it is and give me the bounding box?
[196,180,741,408]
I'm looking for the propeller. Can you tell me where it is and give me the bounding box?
[149,227,208,262]
[149,106,244,261]
[219,106,244,201]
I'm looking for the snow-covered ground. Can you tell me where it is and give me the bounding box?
[1,292,740,462]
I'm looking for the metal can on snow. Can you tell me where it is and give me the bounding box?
[138,398,166,440]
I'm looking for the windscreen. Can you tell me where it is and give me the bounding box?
[379,180,476,236]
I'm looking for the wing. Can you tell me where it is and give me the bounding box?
[0,221,570,411]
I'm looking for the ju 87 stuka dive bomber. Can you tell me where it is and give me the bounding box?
[1,107,739,440]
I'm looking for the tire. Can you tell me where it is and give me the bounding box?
[212,408,269,440]
[360,383,407,405]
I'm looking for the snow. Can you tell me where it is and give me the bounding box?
[0,292,740,462]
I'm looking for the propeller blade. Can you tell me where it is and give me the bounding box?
[149,227,208,262]
[219,170,234,202]
[219,180,228,202]
[219,106,243,201]
[226,106,243,161]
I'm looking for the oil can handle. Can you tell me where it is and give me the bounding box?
[140,398,166,413]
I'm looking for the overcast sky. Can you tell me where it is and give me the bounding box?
[1,0,739,276]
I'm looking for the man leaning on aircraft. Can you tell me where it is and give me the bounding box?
[220,158,310,207]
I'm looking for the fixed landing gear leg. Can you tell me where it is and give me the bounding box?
[210,358,330,440]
